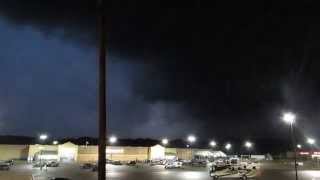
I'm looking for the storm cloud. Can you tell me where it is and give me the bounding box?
[1,0,320,139]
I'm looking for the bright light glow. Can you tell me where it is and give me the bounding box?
[109,136,117,144]
[209,141,217,147]
[313,152,320,155]
[180,171,203,179]
[187,135,196,143]
[225,143,232,150]
[59,148,77,160]
[307,138,316,145]
[299,152,310,155]
[39,154,59,160]
[53,141,59,145]
[162,138,169,145]
[245,141,253,148]
[304,171,320,178]
[282,112,296,124]
[39,134,48,141]
[195,151,226,158]
[297,144,302,149]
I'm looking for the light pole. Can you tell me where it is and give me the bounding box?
[282,112,298,180]
[307,138,315,146]
[245,141,253,158]
[187,135,196,160]
[162,138,169,146]
[39,134,48,142]
[209,141,217,148]
[109,136,117,144]
[297,144,302,149]
[225,143,232,152]
[39,134,48,171]
[109,136,117,161]
[53,141,58,145]
[307,138,317,167]
[187,135,196,145]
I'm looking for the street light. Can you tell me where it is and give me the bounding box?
[307,138,315,145]
[38,134,48,171]
[282,112,296,125]
[162,138,169,146]
[210,141,217,148]
[225,143,232,151]
[297,144,302,149]
[245,141,253,149]
[109,136,117,144]
[53,141,58,145]
[39,134,48,141]
[187,135,196,144]
[282,112,298,180]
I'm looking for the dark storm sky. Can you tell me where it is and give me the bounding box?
[0,0,320,140]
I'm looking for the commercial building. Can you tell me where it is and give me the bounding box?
[0,142,226,163]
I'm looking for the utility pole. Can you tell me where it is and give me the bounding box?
[97,0,107,180]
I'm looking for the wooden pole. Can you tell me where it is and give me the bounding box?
[97,0,107,180]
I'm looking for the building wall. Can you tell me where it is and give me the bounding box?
[28,144,58,160]
[77,146,149,163]
[77,145,98,162]
[58,142,78,162]
[113,146,148,161]
[0,145,29,160]
[176,148,193,160]
[0,143,197,162]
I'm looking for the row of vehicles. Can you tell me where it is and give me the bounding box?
[80,160,137,171]
[0,160,14,171]
[209,158,260,180]
[33,161,59,168]
[150,159,183,168]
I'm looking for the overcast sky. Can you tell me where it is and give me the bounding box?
[0,1,320,140]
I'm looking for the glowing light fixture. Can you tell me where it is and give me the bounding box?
[209,141,217,147]
[307,138,315,145]
[225,143,232,150]
[282,112,296,125]
[162,138,169,145]
[245,141,253,149]
[187,135,196,143]
[109,136,117,144]
[39,134,48,141]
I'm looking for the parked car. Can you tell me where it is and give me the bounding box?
[164,161,182,169]
[47,161,59,167]
[4,160,14,166]
[191,160,207,167]
[106,159,113,164]
[81,163,93,169]
[0,163,10,170]
[127,161,136,166]
[33,162,45,168]
[111,161,122,165]
[92,164,98,172]
[150,160,163,166]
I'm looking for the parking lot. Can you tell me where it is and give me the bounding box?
[2,161,320,180]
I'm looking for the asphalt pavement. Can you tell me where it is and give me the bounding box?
[2,162,320,180]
